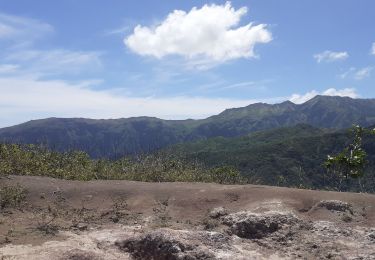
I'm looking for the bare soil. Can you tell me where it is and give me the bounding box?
[1,175,375,259]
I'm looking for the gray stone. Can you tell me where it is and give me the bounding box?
[115,230,215,260]
[209,207,228,219]
[315,200,353,213]
[222,211,304,239]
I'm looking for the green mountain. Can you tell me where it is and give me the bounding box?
[1,95,375,158]
[188,95,375,137]
[0,117,190,158]
[167,124,375,192]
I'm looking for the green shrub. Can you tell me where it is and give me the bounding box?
[210,166,246,184]
[0,143,246,184]
[0,184,27,209]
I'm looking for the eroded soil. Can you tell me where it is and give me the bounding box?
[1,176,375,259]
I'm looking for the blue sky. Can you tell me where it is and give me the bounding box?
[0,0,374,127]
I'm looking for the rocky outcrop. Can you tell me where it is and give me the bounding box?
[209,207,228,219]
[222,211,308,239]
[115,229,229,260]
[314,200,353,213]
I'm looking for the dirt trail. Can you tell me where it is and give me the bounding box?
[1,176,375,259]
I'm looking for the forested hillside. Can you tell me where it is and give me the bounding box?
[1,96,375,158]
[167,124,375,192]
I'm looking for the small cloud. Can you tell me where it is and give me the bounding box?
[218,79,272,91]
[371,42,375,56]
[340,66,373,80]
[339,67,355,79]
[124,2,272,69]
[104,26,130,36]
[290,88,358,104]
[354,67,373,80]
[222,81,257,90]
[322,88,358,97]
[0,13,53,41]
[0,64,19,74]
[314,50,348,63]
[289,90,319,104]
[0,22,16,38]
[5,49,102,76]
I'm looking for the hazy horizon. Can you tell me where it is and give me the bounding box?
[0,94,370,128]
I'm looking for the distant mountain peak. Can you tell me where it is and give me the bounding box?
[280,100,295,105]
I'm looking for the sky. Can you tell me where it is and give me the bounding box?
[0,0,374,127]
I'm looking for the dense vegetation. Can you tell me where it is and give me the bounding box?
[1,124,375,192]
[1,96,375,192]
[2,96,375,158]
[167,124,375,193]
[0,184,26,209]
[0,143,245,184]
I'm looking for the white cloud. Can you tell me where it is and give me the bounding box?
[340,66,373,80]
[0,64,19,74]
[354,67,373,80]
[0,23,15,38]
[4,49,102,75]
[289,91,319,104]
[339,67,355,79]
[290,88,358,104]
[0,13,101,77]
[0,13,53,40]
[314,50,348,63]
[321,88,358,97]
[124,2,272,67]
[0,76,279,128]
[105,25,130,35]
[371,42,375,56]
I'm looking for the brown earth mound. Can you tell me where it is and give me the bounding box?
[0,175,375,259]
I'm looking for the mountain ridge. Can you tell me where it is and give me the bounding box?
[1,95,375,158]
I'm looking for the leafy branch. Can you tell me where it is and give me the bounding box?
[325,125,375,180]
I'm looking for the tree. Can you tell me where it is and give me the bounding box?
[324,125,375,191]
[210,165,244,184]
